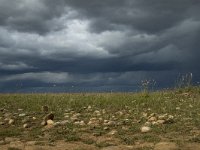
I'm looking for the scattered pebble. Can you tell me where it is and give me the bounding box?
[0,121,5,125]
[19,113,26,117]
[148,116,157,122]
[144,121,151,126]
[87,118,99,126]
[23,123,31,128]
[0,140,4,145]
[158,114,168,120]
[141,126,151,133]
[41,121,47,126]
[47,119,54,125]
[156,120,165,124]
[74,120,85,126]
[60,120,69,125]
[108,130,118,135]
[8,119,15,125]
[53,122,61,127]
[104,127,109,130]
[122,126,129,130]
[71,116,79,122]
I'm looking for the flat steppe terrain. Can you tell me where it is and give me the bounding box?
[0,87,200,150]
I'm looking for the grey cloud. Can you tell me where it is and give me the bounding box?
[65,0,200,33]
[0,0,72,34]
[2,70,199,93]
[0,0,200,92]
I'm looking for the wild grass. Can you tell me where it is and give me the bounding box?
[0,86,200,146]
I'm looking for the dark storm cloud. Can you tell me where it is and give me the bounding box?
[65,0,200,33]
[0,0,74,34]
[0,0,200,92]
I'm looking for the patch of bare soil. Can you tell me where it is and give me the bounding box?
[1,140,200,150]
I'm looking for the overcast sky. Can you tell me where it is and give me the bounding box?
[0,0,200,92]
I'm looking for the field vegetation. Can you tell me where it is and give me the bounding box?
[0,74,200,149]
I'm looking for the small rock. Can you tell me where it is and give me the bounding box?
[123,119,130,124]
[104,120,109,123]
[148,116,157,122]
[156,120,165,124]
[8,119,15,125]
[149,113,156,117]
[104,127,109,130]
[152,121,159,125]
[41,121,47,126]
[64,115,70,118]
[19,113,26,117]
[23,123,31,128]
[142,112,148,118]
[74,121,85,126]
[158,114,168,120]
[108,130,118,135]
[13,113,19,116]
[4,118,10,121]
[117,111,124,116]
[144,121,151,126]
[122,126,129,130]
[70,113,80,122]
[104,121,115,126]
[75,113,81,117]
[60,120,69,125]
[168,115,174,119]
[18,108,23,111]
[87,120,99,126]
[32,117,36,120]
[99,117,103,121]
[94,110,100,114]
[47,119,54,125]
[88,105,92,109]
[0,140,5,144]
[0,121,5,125]
[71,116,79,122]
[108,121,115,126]
[79,120,85,126]
[141,126,151,133]
[164,115,175,124]
[53,122,61,127]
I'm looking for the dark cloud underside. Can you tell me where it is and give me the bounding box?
[0,0,200,92]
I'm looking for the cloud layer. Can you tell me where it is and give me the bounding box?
[0,0,200,92]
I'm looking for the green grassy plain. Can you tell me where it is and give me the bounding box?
[0,86,200,149]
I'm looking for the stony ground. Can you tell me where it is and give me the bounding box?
[0,87,200,150]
